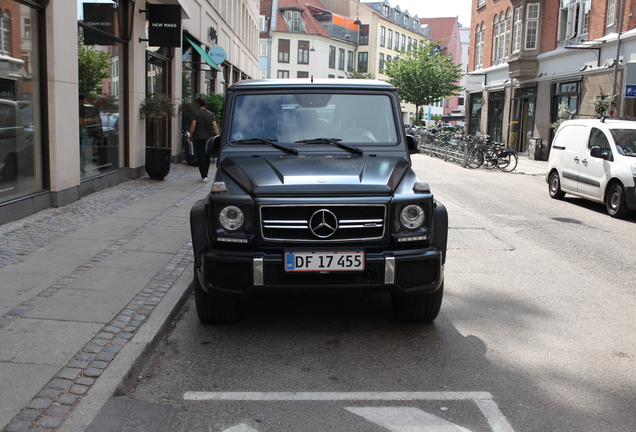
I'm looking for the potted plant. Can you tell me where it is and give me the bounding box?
[139,94,177,180]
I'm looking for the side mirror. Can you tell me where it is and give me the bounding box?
[206,135,221,157]
[406,134,418,154]
[590,146,609,160]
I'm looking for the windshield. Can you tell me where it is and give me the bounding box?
[229,93,399,145]
[610,129,636,157]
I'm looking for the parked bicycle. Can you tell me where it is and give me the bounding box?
[466,135,518,172]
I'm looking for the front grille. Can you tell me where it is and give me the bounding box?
[264,263,384,286]
[396,259,439,288]
[261,204,386,242]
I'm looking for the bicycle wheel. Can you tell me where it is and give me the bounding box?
[466,148,483,168]
[498,152,518,172]
[483,147,497,169]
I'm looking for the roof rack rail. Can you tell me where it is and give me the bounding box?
[567,114,636,122]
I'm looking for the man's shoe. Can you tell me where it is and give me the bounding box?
[201,177,209,183]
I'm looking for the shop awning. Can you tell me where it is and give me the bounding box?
[184,33,221,71]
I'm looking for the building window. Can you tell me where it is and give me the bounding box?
[382,4,390,17]
[284,10,304,33]
[379,53,385,72]
[492,9,511,64]
[328,45,336,68]
[607,0,617,26]
[338,48,345,70]
[358,52,368,73]
[277,70,290,78]
[298,40,309,64]
[297,71,309,78]
[525,3,539,49]
[380,26,386,47]
[1,11,10,55]
[478,0,486,8]
[259,42,268,57]
[394,32,399,50]
[387,29,393,48]
[347,50,354,71]
[511,6,522,53]
[553,81,580,121]
[23,17,31,38]
[401,34,406,51]
[359,25,369,45]
[474,23,484,69]
[278,39,290,63]
[558,0,589,41]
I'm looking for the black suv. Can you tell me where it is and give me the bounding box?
[190,79,448,323]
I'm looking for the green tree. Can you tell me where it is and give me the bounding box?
[78,34,111,99]
[385,40,463,126]
[345,70,376,79]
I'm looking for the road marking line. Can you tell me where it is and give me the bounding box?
[183,391,494,401]
[345,406,473,431]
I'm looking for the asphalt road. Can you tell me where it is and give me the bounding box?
[86,154,636,432]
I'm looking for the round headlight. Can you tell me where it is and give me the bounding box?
[400,204,425,229]
[219,205,245,231]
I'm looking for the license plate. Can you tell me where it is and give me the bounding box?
[285,252,365,272]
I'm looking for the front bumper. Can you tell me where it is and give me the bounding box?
[195,248,444,298]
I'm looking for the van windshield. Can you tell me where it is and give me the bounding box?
[610,129,636,157]
[229,93,398,145]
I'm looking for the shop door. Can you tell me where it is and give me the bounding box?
[487,91,505,142]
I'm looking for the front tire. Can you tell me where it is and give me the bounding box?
[194,268,241,324]
[606,183,630,218]
[548,171,565,199]
[392,283,444,323]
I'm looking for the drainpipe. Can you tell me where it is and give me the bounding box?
[611,0,626,115]
[268,0,279,79]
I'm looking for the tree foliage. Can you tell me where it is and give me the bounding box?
[384,40,463,124]
[77,34,112,99]
[345,70,376,80]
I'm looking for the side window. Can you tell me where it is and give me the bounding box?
[588,127,612,155]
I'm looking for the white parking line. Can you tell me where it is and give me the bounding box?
[183,391,516,432]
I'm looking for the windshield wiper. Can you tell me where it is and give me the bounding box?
[231,138,298,155]
[294,137,363,155]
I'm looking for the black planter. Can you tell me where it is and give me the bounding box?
[145,146,171,180]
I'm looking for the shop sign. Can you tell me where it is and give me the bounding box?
[626,62,636,98]
[83,3,115,46]
[208,46,226,65]
[148,4,182,47]
[465,74,485,92]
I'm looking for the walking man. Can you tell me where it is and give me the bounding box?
[188,96,220,182]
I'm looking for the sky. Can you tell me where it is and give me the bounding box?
[387,0,474,28]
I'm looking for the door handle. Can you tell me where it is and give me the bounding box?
[582,158,588,166]
[574,156,579,163]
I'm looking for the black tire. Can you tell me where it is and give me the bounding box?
[482,148,497,169]
[548,171,565,199]
[606,183,630,218]
[498,152,518,172]
[391,283,444,323]
[193,268,240,324]
[466,149,483,169]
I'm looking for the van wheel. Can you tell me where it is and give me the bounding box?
[548,172,565,199]
[392,283,443,323]
[606,183,630,218]
[194,269,240,324]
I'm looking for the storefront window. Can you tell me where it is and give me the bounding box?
[488,90,506,142]
[468,93,483,136]
[0,1,43,204]
[78,1,127,179]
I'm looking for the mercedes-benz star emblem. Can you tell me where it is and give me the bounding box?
[309,209,338,238]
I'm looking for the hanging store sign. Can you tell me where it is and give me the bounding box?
[626,62,636,98]
[83,3,115,46]
[208,46,226,65]
[465,74,486,92]
[148,4,182,47]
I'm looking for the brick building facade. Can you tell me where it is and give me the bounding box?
[467,0,636,157]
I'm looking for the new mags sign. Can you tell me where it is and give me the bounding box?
[147,4,182,47]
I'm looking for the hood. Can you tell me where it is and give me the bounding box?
[219,154,410,196]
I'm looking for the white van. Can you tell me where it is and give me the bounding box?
[546,118,636,218]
